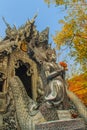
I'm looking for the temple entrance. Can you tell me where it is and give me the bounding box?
[0,81,3,92]
[15,61,32,98]
[0,73,5,92]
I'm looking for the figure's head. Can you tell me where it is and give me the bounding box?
[46,48,56,62]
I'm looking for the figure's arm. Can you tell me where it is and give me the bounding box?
[43,62,64,81]
[47,69,64,81]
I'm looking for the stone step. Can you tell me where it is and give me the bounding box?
[35,118,86,130]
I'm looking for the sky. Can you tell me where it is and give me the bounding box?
[0,0,76,77]
[0,0,68,59]
[0,0,66,40]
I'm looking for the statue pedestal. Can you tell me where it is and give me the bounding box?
[57,110,72,120]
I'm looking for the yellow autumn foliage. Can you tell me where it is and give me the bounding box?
[53,22,74,47]
[68,73,87,106]
[53,4,87,70]
[44,0,87,72]
[44,0,85,5]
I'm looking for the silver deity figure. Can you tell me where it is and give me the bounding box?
[43,48,68,109]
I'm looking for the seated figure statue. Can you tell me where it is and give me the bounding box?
[43,48,68,109]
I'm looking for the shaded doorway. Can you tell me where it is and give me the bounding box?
[0,73,5,92]
[0,81,4,92]
[15,62,32,98]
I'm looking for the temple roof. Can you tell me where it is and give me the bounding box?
[0,17,50,59]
